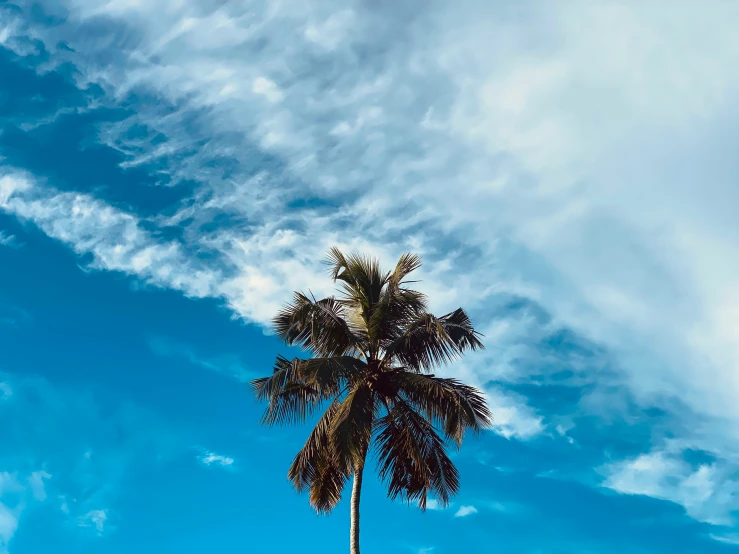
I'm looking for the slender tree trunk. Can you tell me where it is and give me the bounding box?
[350,463,364,554]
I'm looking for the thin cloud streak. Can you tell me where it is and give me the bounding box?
[454,505,478,518]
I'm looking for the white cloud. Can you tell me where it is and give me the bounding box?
[0,231,18,248]
[555,424,575,445]
[252,76,284,103]
[78,509,108,534]
[454,505,478,518]
[603,448,739,526]
[148,337,252,383]
[0,174,29,205]
[0,502,18,554]
[27,471,51,502]
[199,452,234,468]
[0,174,219,301]
[0,371,181,544]
[0,474,23,554]
[424,499,443,511]
[480,388,543,441]
[6,0,739,521]
[710,533,739,546]
[0,471,55,552]
[0,170,343,325]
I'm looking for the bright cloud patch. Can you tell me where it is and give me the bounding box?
[483,388,544,440]
[0,231,18,248]
[603,448,738,526]
[0,474,21,553]
[78,509,108,534]
[425,499,443,511]
[454,505,478,518]
[199,452,235,468]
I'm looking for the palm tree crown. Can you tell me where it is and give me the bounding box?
[251,248,492,552]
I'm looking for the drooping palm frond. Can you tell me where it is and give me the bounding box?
[383,308,484,372]
[434,308,485,352]
[251,356,321,426]
[330,383,377,469]
[310,451,350,514]
[374,400,460,510]
[288,400,348,513]
[378,371,492,446]
[252,355,367,426]
[273,292,365,357]
[297,356,368,391]
[251,355,294,401]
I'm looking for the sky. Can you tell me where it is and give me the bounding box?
[1,0,739,552]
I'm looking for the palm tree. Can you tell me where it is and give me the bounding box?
[251,248,492,554]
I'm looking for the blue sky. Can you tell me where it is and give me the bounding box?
[2,0,739,552]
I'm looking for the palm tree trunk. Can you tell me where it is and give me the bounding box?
[350,463,364,554]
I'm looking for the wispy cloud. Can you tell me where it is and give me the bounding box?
[0,474,21,554]
[4,0,739,529]
[0,505,18,554]
[78,509,108,535]
[0,172,221,301]
[0,306,32,329]
[454,505,478,518]
[27,471,51,502]
[199,451,235,469]
[0,231,19,248]
[0,370,182,540]
[709,533,739,546]
[0,470,57,551]
[148,336,252,383]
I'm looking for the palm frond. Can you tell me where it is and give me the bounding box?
[251,355,321,426]
[251,355,366,426]
[330,383,376,469]
[389,252,423,285]
[288,400,348,513]
[374,400,460,510]
[309,453,348,514]
[383,308,484,372]
[325,247,350,282]
[364,251,428,348]
[273,292,364,357]
[378,371,492,446]
[370,287,427,348]
[299,356,368,390]
[326,247,386,331]
[251,355,297,402]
